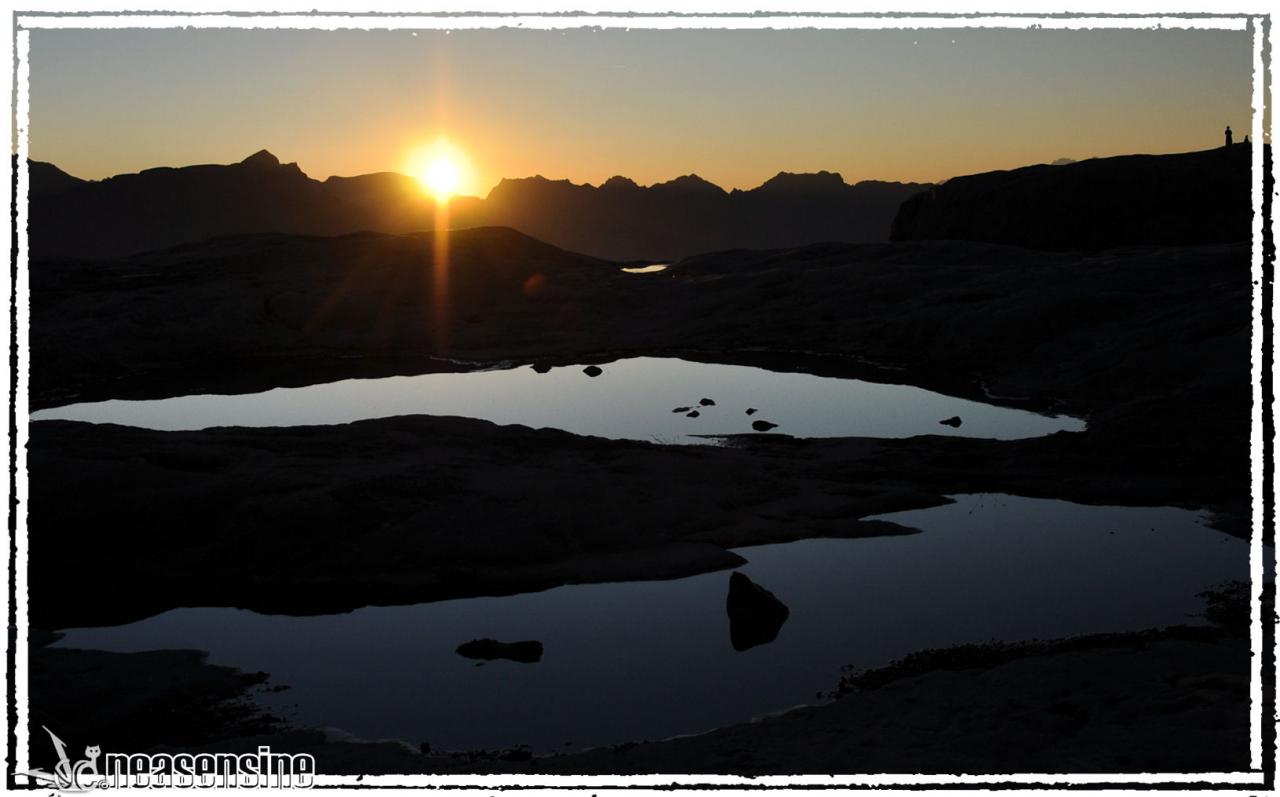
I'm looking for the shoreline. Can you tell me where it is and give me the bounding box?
[34,615,1250,776]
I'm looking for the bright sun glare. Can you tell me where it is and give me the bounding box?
[407,141,469,202]
[421,156,461,200]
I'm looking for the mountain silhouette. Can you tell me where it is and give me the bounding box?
[29,152,927,261]
[484,170,927,261]
[29,151,484,260]
[891,145,1261,251]
[29,160,86,198]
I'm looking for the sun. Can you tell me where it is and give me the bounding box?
[407,141,470,202]
[420,155,461,201]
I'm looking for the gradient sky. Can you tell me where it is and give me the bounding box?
[29,26,1255,195]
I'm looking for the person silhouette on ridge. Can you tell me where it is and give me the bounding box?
[1225,125,1233,147]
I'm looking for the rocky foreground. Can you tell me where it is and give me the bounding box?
[28,226,1258,774]
[30,233,1252,628]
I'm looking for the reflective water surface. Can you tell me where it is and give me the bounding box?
[32,357,1083,443]
[55,494,1245,753]
[620,264,670,273]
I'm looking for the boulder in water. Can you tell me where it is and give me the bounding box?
[686,410,701,418]
[455,638,544,663]
[751,420,778,432]
[672,406,691,413]
[939,416,962,428]
[699,398,716,406]
[583,365,603,377]
[745,408,758,415]
[726,572,790,651]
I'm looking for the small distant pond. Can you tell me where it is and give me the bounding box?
[620,264,669,273]
[54,495,1245,754]
[31,356,1083,443]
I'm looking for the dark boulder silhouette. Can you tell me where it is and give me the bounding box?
[751,420,778,432]
[582,365,603,377]
[939,416,962,428]
[455,638,544,664]
[29,152,927,261]
[890,145,1262,251]
[726,572,790,652]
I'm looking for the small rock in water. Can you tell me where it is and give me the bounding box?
[531,363,553,374]
[751,420,778,432]
[699,398,716,406]
[686,410,701,418]
[583,365,603,377]
[745,408,758,415]
[726,571,790,651]
[939,416,963,428]
[456,638,544,664]
[672,406,691,413]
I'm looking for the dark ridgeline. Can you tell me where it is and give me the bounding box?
[28,160,85,198]
[28,150,480,261]
[483,170,928,261]
[890,144,1263,251]
[28,151,928,262]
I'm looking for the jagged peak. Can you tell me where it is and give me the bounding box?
[756,170,847,192]
[651,174,725,193]
[600,175,639,190]
[240,149,281,169]
[497,175,577,187]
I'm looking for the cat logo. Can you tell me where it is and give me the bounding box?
[18,726,103,792]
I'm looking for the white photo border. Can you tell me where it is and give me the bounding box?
[5,5,1275,792]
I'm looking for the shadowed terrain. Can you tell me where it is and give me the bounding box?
[891,144,1261,250]
[30,231,1251,629]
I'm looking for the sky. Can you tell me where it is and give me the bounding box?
[28,26,1256,195]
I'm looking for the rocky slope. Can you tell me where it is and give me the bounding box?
[891,144,1260,250]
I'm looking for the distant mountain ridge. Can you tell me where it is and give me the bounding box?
[891,145,1261,251]
[29,151,930,261]
[29,151,463,261]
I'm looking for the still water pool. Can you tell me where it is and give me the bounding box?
[54,494,1244,753]
[32,357,1083,443]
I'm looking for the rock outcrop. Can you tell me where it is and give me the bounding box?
[890,144,1261,251]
